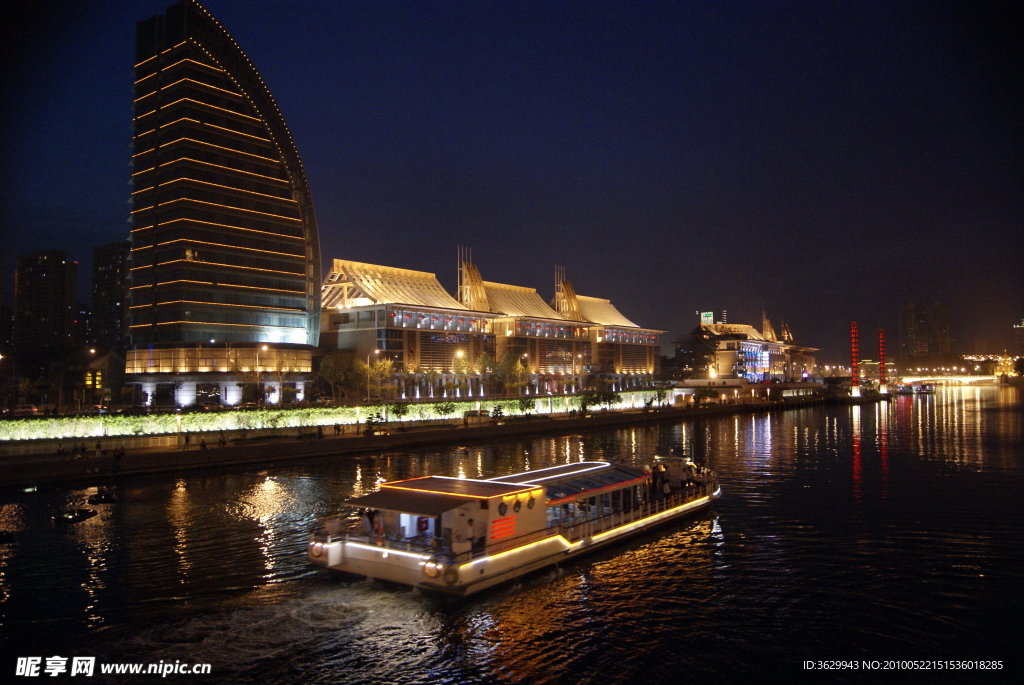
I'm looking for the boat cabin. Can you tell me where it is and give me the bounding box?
[340,462,655,559]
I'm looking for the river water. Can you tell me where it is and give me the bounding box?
[1,385,1021,683]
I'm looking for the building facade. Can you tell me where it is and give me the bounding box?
[674,315,817,382]
[320,260,496,400]
[126,0,320,406]
[899,300,951,357]
[13,250,79,358]
[91,240,130,353]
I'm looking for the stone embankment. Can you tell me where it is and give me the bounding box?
[0,399,828,488]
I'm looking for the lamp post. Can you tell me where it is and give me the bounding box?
[366,349,379,402]
[521,353,530,395]
[252,345,268,406]
[453,350,464,398]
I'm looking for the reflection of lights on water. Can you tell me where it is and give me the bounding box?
[168,479,193,583]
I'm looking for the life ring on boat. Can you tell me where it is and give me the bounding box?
[442,566,460,585]
[310,543,322,558]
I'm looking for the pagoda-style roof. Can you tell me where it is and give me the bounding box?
[322,259,466,310]
[482,282,564,320]
[576,295,638,327]
[701,323,766,340]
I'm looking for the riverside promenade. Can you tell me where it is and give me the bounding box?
[0,398,829,489]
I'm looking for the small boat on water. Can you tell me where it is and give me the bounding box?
[309,458,721,597]
[52,509,97,524]
[87,493,116,505]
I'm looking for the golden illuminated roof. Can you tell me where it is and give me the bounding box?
[322,259,466,310]
[703,324,765,340]
[482,282,564,319]
[576,295,638,327]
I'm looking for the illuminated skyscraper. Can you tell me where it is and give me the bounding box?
[127,0,320,406]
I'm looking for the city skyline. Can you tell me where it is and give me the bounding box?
[2,0,1021,363]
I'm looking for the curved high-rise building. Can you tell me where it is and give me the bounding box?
[126,0,321,407]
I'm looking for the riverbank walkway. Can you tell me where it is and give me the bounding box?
[0,398,836,488]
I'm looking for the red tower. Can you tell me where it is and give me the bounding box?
[878,329,887,387]
[850,322,860,387]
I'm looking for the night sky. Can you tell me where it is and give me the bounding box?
[2,0,1020,363]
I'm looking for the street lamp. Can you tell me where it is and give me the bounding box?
[256,345,268,406]
[366,349,379,402]
[452,350,465,398]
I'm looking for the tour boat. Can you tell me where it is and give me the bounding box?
[309,458,721,596]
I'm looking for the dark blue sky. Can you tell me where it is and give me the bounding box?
[2,0,1020,362]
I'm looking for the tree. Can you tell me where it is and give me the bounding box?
[388,402,410,425]
[595,390,621,410]
[317,355,347,401]
[433,401,457,419]
[474,352,495,375]
[355,357,395,401]
[693,387,718,405]
[517,397,535,415]
[1015,358,1024,376]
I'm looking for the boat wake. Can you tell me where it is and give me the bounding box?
[91,589,371,678]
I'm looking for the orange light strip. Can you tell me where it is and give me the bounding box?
[131,177,294,203]
[133,41,187,68]
[547,474,649,506]
[133,58,223,85]
[134,77,242,103]
[129,259,303,276]
[132,137,279,163]
[130,197,301,222]
[129,320,304,330]
[129,300,303,312]
[132,159,289,186]
[490,517,517,540]
[129,218,304,241]
[133,116,199,139]
[131,238,303,259]
[135,97,261,123]
[135,117,272,145]
[129,279,304,294]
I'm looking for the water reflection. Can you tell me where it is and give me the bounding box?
[0,386,1021,682]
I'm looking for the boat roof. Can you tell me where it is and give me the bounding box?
[342,463,650,516]
[343,476,538,517]
[494,461,650,505]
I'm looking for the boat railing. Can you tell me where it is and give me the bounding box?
[559,480,717,543]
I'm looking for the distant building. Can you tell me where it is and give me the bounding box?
[72,301,91,350]
[126,0,321,407]
[674,313,817,381]
[458,260,660,392]
[92,240,130,353]
[0,303,12,356]
[899,300,951,357]
[13,250,78,357]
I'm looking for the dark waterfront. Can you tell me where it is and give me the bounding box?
[2,385,1021,683]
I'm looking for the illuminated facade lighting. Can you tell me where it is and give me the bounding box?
[127,0,321,406]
